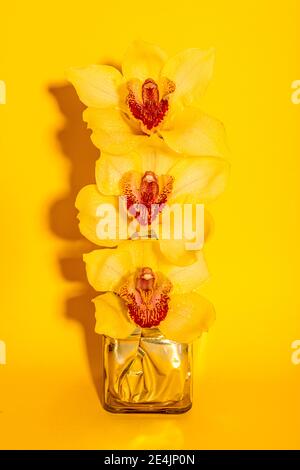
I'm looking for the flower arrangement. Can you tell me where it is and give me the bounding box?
[69,41,229,413]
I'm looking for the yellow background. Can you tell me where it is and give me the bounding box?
[0,0,299,450]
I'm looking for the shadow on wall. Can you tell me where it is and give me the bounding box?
[48,83,102,399]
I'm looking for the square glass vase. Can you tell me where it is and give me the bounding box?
[101,328,192,414]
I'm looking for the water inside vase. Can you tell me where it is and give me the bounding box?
[101,328,192,414]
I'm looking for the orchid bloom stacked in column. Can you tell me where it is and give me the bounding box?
[69,41,229,343]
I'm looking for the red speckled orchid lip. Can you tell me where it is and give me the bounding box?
[119,267,172,328]
[121,170,174,225]
[126,77,175,133]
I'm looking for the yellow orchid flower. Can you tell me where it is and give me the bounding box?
[68,41,227,157]
[84,240,215,343]
[75,141,229,265]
